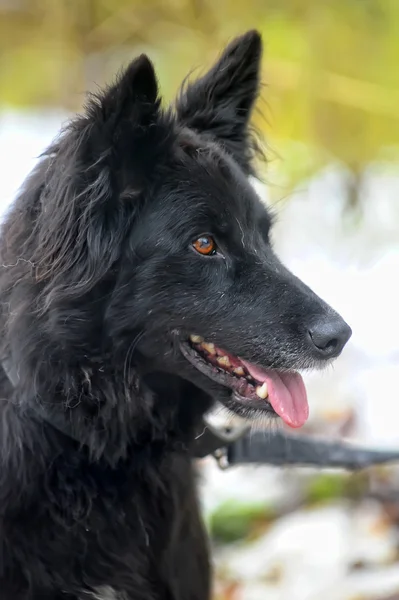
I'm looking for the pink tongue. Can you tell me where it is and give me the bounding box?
[240,359,309,429]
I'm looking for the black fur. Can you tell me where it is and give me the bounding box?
[0,31,351,600]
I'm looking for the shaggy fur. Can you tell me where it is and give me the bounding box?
[0,31,351,600]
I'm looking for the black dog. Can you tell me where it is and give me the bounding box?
[0,30,351,600]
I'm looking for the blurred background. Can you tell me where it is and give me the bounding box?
[1,1,399,599]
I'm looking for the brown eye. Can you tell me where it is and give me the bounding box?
[192,235,217,256]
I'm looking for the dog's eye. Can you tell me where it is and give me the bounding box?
[192,235,217,256]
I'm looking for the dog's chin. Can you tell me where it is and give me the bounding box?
[179,335,310,429]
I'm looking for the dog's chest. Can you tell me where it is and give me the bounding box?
[70,452,210,600]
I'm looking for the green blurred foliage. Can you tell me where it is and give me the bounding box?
[209,500,275,544]
[0,0,398,199]
[305,472,369,506]
[306,473,348,504]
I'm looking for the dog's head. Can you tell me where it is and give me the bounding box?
[1,31,351,431]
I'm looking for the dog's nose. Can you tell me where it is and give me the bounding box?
[307,316,352,358]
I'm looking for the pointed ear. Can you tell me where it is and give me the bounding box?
[86,54,172,185]
[175,30,263,174]
[31,55,171,303]
[94,54,159,127]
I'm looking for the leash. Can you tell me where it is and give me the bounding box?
[4,358,399,471]
[193,420,399,471]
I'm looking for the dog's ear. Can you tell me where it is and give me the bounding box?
[31,55,172,303]
[175,30,263,173]
[94,54,159,127]
[87,55,173,183]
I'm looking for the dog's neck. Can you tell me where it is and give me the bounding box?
[3,356,210,464]
[1,358,211,516]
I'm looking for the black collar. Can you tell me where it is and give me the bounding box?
[1,357,231,457]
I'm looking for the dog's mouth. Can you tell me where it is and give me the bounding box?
[180,335,309,428]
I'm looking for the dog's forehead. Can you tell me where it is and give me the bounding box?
[166,133,270,227]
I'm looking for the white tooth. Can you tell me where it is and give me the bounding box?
[190,334,204,344]
[256,382,268,399]
[233,367,245,377]
[217,355,231,368]
[201,342,216,355]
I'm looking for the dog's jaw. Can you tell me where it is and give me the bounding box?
[179,335,309,428]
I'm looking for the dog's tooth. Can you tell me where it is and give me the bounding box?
[233,366,245,377]
[201,342,216,355]
[255,382,269,399]
[190,334,204,344]
[217,355,231,368]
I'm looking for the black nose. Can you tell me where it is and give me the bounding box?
[307,315,352,358]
